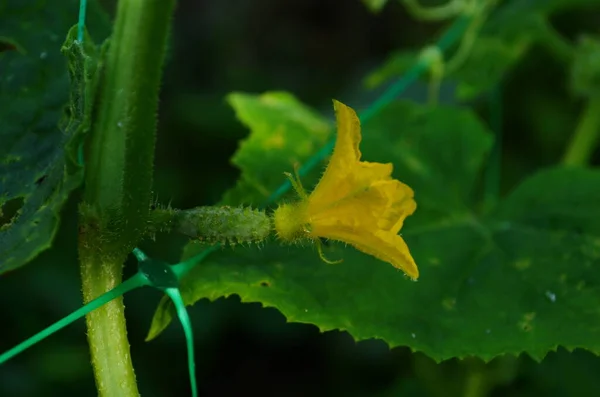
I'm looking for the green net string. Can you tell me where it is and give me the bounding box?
[165,288,198,397]
[0,247,201,397]
[133,248,199,397]
[0,272,149,364]
[77,0,87,42]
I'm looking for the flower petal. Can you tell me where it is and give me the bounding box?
[309,101,408,216]
[309,179,415,232]
[330,99,362,167]
[373,180,417,234]
[312,225,419,279]
[309,162,393,213]
[309,183,388,228]
[309,100,363,205]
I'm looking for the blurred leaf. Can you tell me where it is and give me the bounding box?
[366,0,600,100]
[411,354,519,397]
[0,1,109,273]
[453,36,527,100]
[365,36,528,101]
[570,35,600,99]
[149,98,600,362]
[522,349,600,396]
[221,92,332,206]
[362,0,389,13]
[526,91,577,160]
[485,0,600,32]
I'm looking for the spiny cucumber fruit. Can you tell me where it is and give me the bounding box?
[171,206,272,245]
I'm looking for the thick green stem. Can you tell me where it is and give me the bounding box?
[80,256,143,397]
[79,0,176,396]
[562,97,600,166]
[84,0,175,253]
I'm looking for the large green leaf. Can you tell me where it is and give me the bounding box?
[0,0,109,273]
[148,96,600,361]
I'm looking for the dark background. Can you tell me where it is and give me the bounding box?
[2,0,600,396]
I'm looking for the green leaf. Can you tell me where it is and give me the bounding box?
[453,36,528,100]
[0,1,109,273]
[362,0,389,13]
[149,98,600,362]
[570,35,600,99]
[221,92,332,206]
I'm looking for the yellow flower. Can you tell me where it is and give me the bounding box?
[273,100,419,279]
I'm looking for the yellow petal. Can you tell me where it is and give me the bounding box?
[309,100,364,205]
[310,101,398,210]
[309,179,416,233]
[329,99,362,168]
[373,180,417,234]
[312,225,419,279]
[309,184,390,229]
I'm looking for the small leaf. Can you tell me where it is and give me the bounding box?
[222,92,332,206]
[0,1,110,273]
[149,98,600,362]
